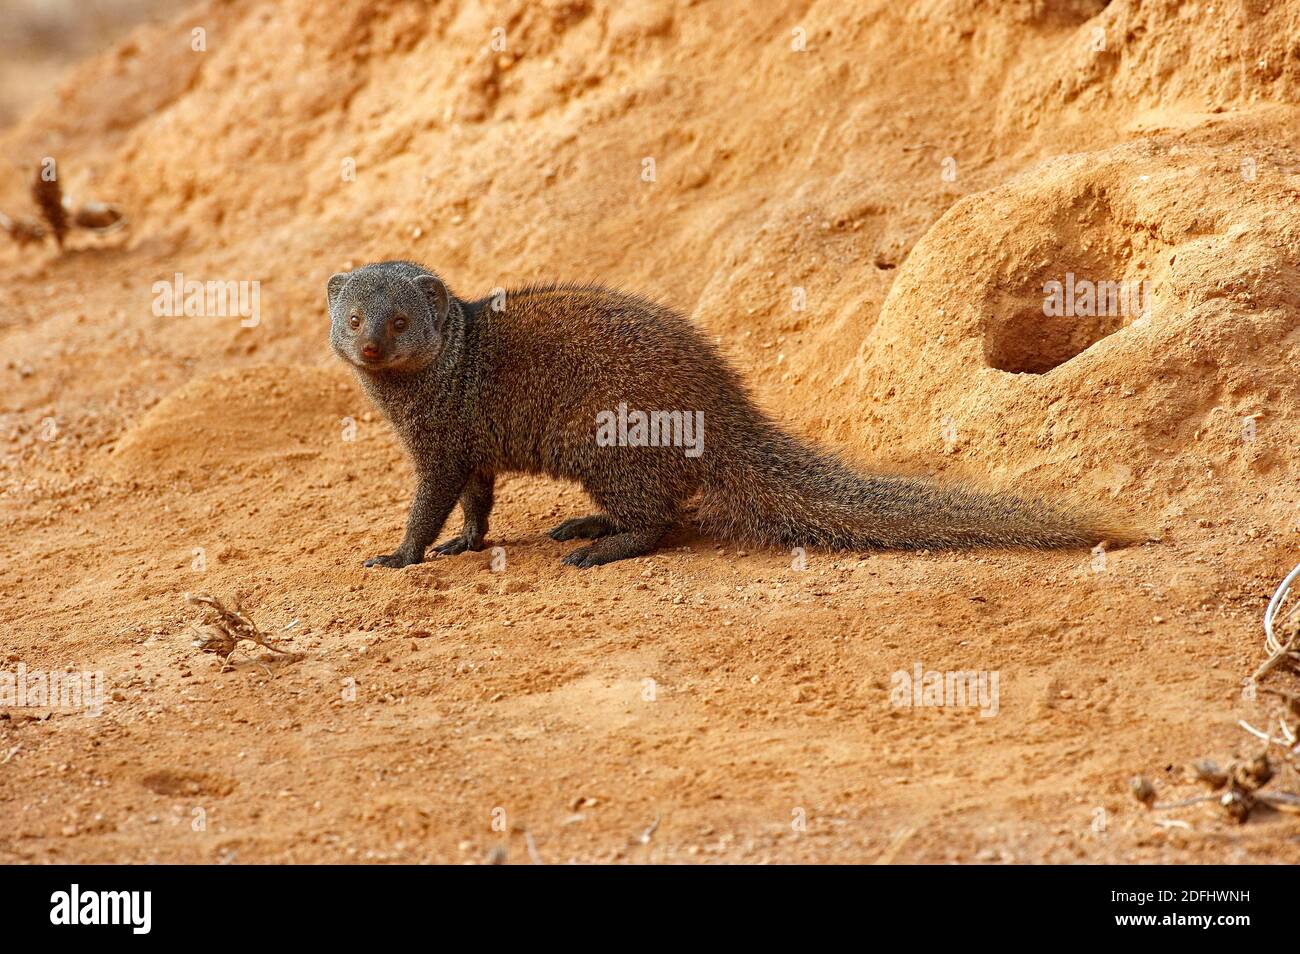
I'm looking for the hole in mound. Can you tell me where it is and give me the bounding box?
[983,272,1149,374]
[977,184,1159,374]
[984,306,1128,373]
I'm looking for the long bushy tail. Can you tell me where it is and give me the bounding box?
[697,420,1133,551]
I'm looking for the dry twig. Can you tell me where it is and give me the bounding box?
[1136,564,1300,823]
[0,211,45,245]
[184,592,294,672]
[31,167,67,247]
[2,162,127,249]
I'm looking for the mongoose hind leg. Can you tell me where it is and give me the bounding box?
[433,471,495,556]
[561,526,667,568]
[548,514,619,541]
[559,460,689,566]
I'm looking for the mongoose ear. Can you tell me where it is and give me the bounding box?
[327,273,351,311]
[413,274,451,329]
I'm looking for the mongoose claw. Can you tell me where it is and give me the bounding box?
[432,534,483,556]
[563,543,629,568]
[561,546,600,568]
[548,514,617,541]
[364,551,421,568]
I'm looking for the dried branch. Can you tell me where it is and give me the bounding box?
[184,592,294,672]
[0,211,46,245]
[31,167,67,247]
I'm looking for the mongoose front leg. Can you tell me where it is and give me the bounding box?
[433,471,495,556]
[548,513,618,541]
[366,464,469,569]
[562,526,666,568]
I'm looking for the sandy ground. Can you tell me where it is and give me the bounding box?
[2,0,1300,863]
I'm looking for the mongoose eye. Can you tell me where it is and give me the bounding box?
[348,312,361,330]
[392,315,408,333]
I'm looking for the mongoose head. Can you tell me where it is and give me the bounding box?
[327,263,452,372]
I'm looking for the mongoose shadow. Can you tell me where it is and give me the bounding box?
[327,261,1136,570]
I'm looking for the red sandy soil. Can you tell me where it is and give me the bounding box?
[2,0,1300,863]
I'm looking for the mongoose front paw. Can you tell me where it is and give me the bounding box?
[432,534,484,556]
[364,551,421,568]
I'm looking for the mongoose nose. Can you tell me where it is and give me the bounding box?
[360,343,381,361]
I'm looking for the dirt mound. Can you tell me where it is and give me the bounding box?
[844,137,1300,527]
[107,364,356,482]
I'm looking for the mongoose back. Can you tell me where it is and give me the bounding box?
[327,261,1130,569]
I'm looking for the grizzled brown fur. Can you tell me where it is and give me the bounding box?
[328,261,1128,569]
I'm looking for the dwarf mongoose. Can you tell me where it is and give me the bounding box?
[327,261,1126,569]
